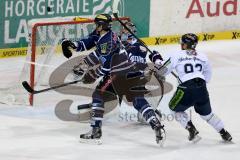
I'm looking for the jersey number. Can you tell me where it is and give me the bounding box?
[184,63,202,73]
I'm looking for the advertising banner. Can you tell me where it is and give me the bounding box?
[0,0,150,58]
[150,0,240,36]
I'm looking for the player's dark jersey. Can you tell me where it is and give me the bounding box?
[123,40,147,64]
[76,30,99,51]
[76,30,123,76]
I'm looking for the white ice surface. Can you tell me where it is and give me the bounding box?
[0,40,240,160]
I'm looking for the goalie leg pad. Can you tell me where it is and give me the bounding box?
[72,59,89,80]
[84,52,100,66]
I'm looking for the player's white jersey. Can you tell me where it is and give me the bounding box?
[161,50,212,83]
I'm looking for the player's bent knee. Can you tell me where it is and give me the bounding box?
[194,101,212,116]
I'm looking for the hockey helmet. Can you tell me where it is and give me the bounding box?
[121,22,137,41]
[180,33,198,50]
[123,22,137,34]
[94,14,112,31]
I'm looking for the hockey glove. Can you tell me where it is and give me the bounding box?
[149,50,163,65]
[61,39,77,58]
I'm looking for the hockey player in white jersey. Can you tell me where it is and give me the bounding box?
[149,33,232,142]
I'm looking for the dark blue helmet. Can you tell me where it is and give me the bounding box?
[181,33,198,49]
[120,22,137,41]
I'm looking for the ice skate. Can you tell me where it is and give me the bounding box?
[219,129,232,142]
[154,124,166,146]
[150,117,166,146]
[186,121,201,143]
[80,127,102,145]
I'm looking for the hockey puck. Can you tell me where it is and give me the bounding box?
[47,6,51,12]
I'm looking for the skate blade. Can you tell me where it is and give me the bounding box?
[221,139,234,144]
[157,139,165,147]
[222,141,234,145]
[191,135,202,143]
[79,138,102,145]
[157,132,166,147]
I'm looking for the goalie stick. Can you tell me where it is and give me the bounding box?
[22,79,83,94]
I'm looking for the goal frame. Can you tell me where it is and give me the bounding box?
[28,16,130,106]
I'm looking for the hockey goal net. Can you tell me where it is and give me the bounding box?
[0,16,130,106]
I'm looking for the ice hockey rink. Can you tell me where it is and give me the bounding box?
[0,40,240,160]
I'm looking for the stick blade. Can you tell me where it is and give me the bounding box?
[22,81,34,93]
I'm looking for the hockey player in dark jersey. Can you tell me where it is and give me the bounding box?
[120,22,147,64]
[119,22,164,121]
[113,21,165,145]
[61,14,165,145]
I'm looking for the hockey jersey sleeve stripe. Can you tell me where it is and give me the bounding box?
[111,63,135,73]
[92,107,104,111]
[112,60,129,68]
[76,41,87,52]
[92,50,99,59]
[98,67,111,75]
[101,67,111,71]
[95,67,104,77]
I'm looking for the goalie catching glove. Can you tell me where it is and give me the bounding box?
[61,39,77,58]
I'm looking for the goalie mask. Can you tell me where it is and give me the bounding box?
[180,33,198,50]
[120,22,137,41]
[94,14,112,31]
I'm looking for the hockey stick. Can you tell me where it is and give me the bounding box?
[22,79,83,94]
[112,3,153,55]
